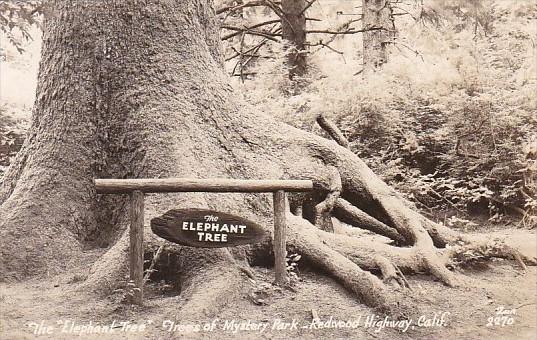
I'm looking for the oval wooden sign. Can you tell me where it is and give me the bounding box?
[150,208,267,248]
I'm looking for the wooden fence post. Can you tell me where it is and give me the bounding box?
[273,190,288,284]
[130,190,144,304]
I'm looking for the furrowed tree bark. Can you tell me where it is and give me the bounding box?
[281,0,307,78]
[362,0,396,69]
[0,0,533,317]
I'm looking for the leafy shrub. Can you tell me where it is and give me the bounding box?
[230,0,536,227]
[0,105,27,178]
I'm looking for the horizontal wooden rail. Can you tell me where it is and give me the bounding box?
[95,178,314,194]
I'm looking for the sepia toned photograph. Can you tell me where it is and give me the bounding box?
[0,0,536,339]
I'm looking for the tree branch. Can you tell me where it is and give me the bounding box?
[305,42,344,55]
[216,0,280,15]
[309,19,362,56]
[306,26,383,35]
[225,35,272,61]
[221,25,281,41]
[316,114,349,148]
[220,19,281,40]
[299,0,317,15]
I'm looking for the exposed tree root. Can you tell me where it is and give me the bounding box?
[374,255,410,289]
[174,250,247,321]
[286,214,397,313]
[313,221,534,288]
[80,229,249,321]
[301,215,457,287]
[334,198,405,244]
[316,114,350,148]
[314,166,341,232]
[78,230,129,294]
[73,179,534,316]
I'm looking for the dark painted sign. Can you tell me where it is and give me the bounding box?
[150,208,267,248]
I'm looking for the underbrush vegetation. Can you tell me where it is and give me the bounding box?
[229,0,536,227]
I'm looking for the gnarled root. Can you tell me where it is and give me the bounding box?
[78,229,130,294]
[311,220,533,289]
[314,166,341,232]
[80,230,248,321]
[374,255,410,289]
[333,198,405,244]
[287,214,398,313]
[175,249,247,321]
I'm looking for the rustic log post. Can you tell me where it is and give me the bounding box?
[273,190,288,284]
[130,190,144,304]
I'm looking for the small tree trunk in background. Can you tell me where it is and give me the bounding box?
[281,0,307,79]
[362,0,396,70]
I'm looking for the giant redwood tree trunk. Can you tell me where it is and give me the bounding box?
[362,0,396,69]
[0,0,533,318]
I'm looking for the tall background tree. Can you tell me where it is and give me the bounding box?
[281,0,307,78]
[362,0,396,69]
[217,0,310,81]
[217,0,379,81]
[0,0,534,320]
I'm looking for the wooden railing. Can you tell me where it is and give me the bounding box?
[95,178,314,305]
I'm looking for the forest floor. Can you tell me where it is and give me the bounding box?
[0,227,536,340]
